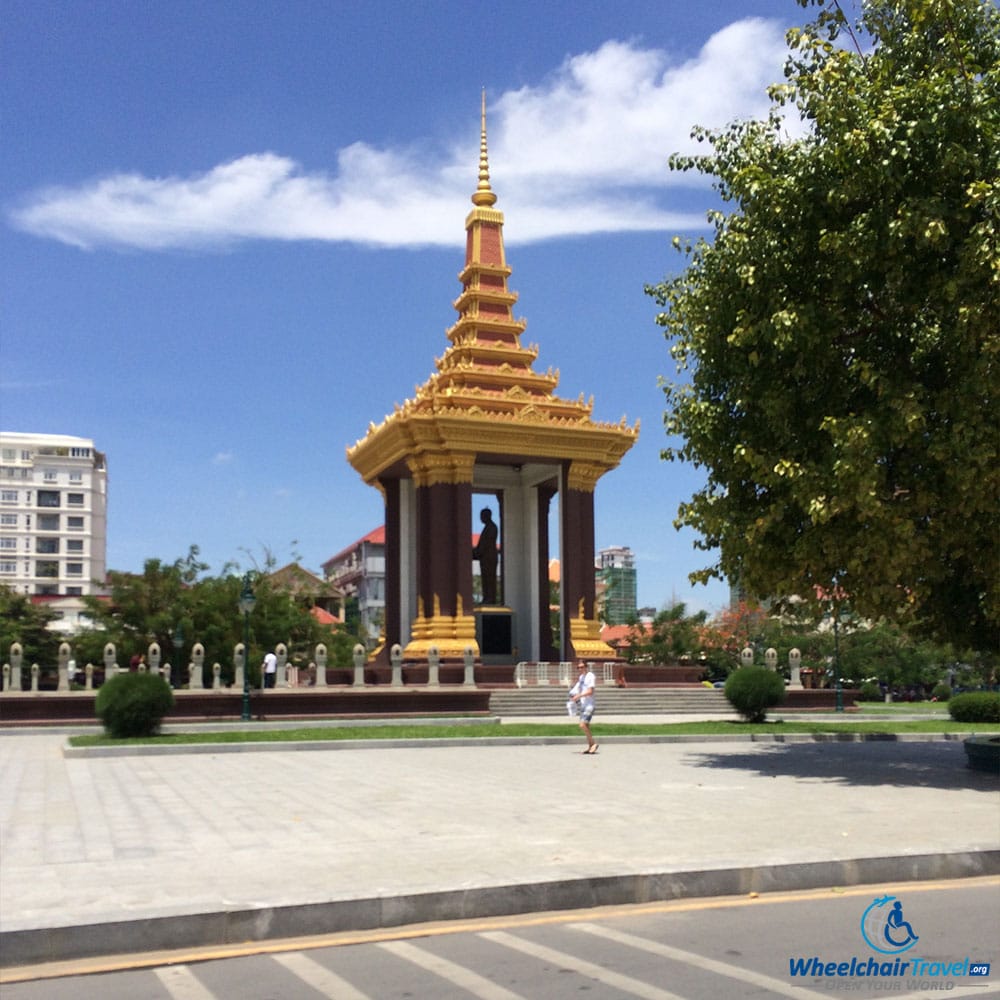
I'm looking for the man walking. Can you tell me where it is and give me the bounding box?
[568,661,598,754]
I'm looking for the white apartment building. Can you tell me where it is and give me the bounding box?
[0,432,108,597]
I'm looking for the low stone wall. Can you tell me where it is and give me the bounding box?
[0,687,494,726]
[784,689,861,710]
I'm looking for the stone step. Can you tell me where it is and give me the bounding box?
[489,687,731,716]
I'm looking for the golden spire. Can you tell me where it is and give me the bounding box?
[471,89,497,207]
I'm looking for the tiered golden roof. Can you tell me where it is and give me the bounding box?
[347,94,638,487]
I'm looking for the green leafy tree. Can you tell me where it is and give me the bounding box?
[80,548,359,681]
[623,602,709,664]
[0,584,60,667]
[647,0,999,653]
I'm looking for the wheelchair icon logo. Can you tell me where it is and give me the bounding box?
[861,895,920,954]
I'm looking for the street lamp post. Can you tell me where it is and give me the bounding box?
[832,614,844,713]
[238,574,256,722]
[172,624,184,689]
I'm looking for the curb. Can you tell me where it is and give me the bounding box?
[3,850,997,968]
[61,731,976,758]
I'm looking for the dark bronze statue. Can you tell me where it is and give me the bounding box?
[472,508,499,604]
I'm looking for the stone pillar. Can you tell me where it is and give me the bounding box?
[353,644,366,687]
[30,663,40,693]
[427,645,440,687]
[212,663,222,690]
[740,647,754,668]
[390,643,403,687]
[148,642,162,676]
[85,663,94,690]
[189,644,205,690]
[103,643,118,680]
[315,644,327,687]
[10,643,23,691]
[276,643,289,688]
[789,648,803,689]
[57,642,71,692]
[235,643,247,690]
[2,663,9,692]
[463,645,476,687]
[765,647,778,671]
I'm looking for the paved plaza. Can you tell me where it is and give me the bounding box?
[0,721,997,967]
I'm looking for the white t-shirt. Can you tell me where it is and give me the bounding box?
[570,671,596,711]
[262,652,277,674]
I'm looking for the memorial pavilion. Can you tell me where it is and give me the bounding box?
[347,97,638,666]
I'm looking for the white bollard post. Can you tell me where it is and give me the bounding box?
[789,648,803,689]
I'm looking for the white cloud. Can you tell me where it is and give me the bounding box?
[211,451,234,465]
[10,21,793,251]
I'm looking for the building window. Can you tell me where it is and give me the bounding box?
[43,469,57,482]
[70,447,91,458]
[38,490,61,507]
[0,514,16,526]
[67,493,84,506]
[69,471,83,483]
[36,560,59,578]
[67,516,84,530]
[36,584,58,595]
[66,539,84,553]
[0,561,16,575]
[36,538,59,554]
[1,490,17,504]
[66,587,83,597]
[1,449,14,462]
[66,562,84,577]
[0,537,16,550]
[38,513,60,531]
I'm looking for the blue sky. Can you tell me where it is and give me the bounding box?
[3,0,809,615]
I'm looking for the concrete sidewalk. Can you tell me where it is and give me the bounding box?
[1,724,997,967]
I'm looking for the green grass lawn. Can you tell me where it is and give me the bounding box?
[69,717,1000,748]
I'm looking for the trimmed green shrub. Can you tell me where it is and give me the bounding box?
[930,682,952,702]
[724,666,786,723]
[948,692,1000,724]
[95,671,174,738]
[859,681,882,702]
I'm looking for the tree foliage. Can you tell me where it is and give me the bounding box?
[622,602,709,664]
[647,0,999,652]
[0,585,61,666]
[80,546,359,680]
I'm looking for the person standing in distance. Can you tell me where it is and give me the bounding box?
[568,661,598,754]
[262,649,278,689]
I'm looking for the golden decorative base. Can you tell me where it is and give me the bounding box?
[569,616,617,660]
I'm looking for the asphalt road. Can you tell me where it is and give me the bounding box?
[3,878,997,999]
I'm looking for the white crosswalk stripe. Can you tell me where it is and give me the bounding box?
[479,929,688,1000]
[272,950,374,999]
[570,921,830,999]
[378,938,529,999]
[153,964,216,999]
